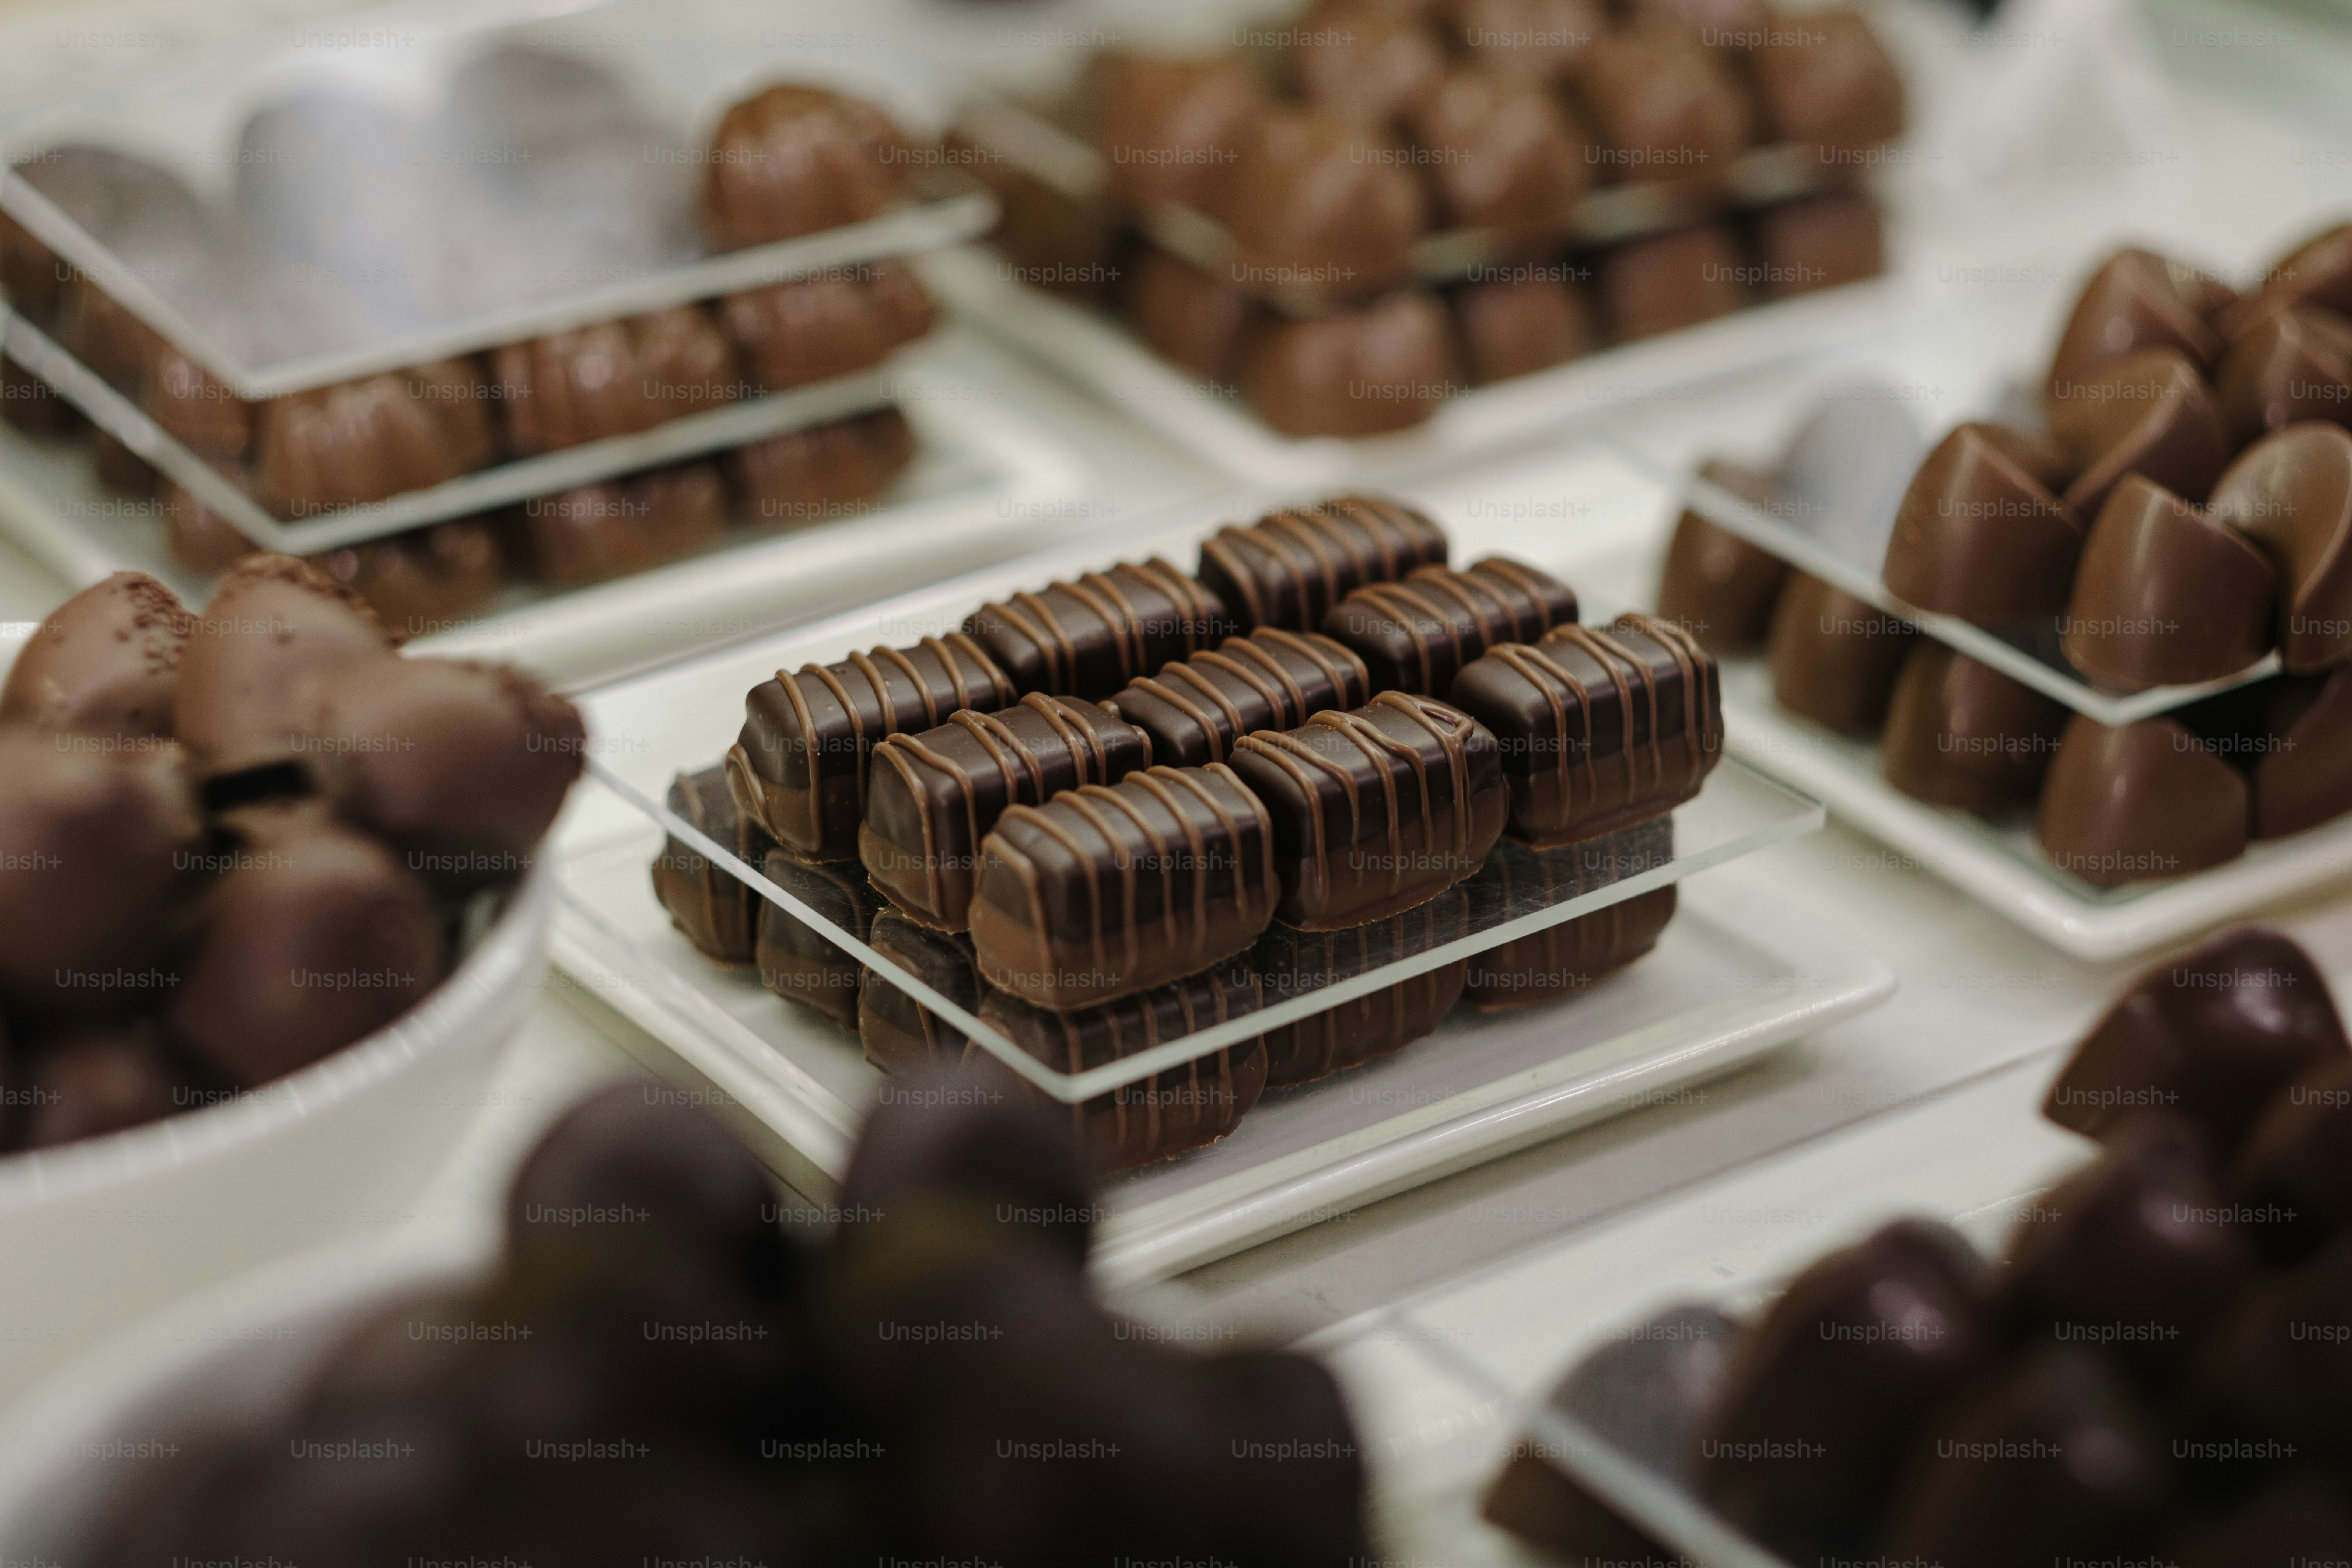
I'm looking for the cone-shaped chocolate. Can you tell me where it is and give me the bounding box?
[2182,1234,2352,1465]
[2231,1057,2352,1263]
[1766,572,1913,734]
[2047,348,2232,520]
[2034,714,2248,888]
[2207,423,2352,672]
[0,571,190,740]
[2217,300,2352,446]
[1656,461,1793,654]
[2046,248,2228,395]
[2219,222,2352,337]
[1882,424,2083,626]
[2061,475,2276,691]
[1881,643,2067,814]
[2181,665,2352,839]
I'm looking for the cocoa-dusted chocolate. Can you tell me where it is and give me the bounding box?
[1449,0,1603,80]
[1291,2,1445,124]
[861,695,1154,930]
[1657,461,1793,653]
[1239,290,1464,437]
[2061,475,2275,691]
[1322,556,1579,695]
[494,306,737,454]
[1196,494,1449,635]
[730,406,915,526]
[969,764,1276,1010]
[254,362,495,518]
[315,518,504,636]
[699,85,913,250]
[961,559,1232,700]
[1085,54,1264,211]
[719,261,934,392]
[2216,301,2352,445]
[2046,248,2231,395]
[2180,665,2352,839]
[1746,10,1906,150]
[1578,25,1753,172]
[728,634,1018,862]
[652,765,775,965]
[1453,275,1593,383]
[1464,883,1676,1010]
[1230,692,1507,929]
[1752,191,1886,298]
[1881,423,2084,627]
[757,850,882,1029]
[520,463,729,587]
[1,570,190,739]
[1766,572,1914,734]
[1253,889,1467,1084]
[1448,615,1722,848]
[1104,628,1368,768]
[1881,644,2068,815]
[2043,926,2347,1160]
[1126,247,1257,380]
[2035,713,2247,887]
[1594,225,1745,341]
[2231,1056,2352,1262]
[2046,347,2231,520]
[1216,106,1426,292]
[2205,422,2352,673]
[1407,68,1591,231]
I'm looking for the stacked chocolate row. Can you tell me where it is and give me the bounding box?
[971,0,1901,436]
[0,561,582,1154]
[1488,926,2352,1565]
[1661,225,2352,886]
[653,493,1726,1170]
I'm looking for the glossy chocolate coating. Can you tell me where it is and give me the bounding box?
[2047,248,2229,395]
[2062,475,2275,691]
[1407,68,1591,230]
[2047,347,2232,520]
[1448,0,1602,80]
[1239,289,1464,437]
[1882,423,2084,627]
[1292,4,1446,124]
[2231,1057,2352,1263]
[1657,461,1793,653]
[719,261,933,392]
[2217,300,2352,445]
[142,345,250,460]
[2035,713,2249,887]
[859,909,983,1075]
[2181,665,2352,839]
[699,85,913,250]
[1449,614,1722,847]
[1217,107,1426,289]
[2206,423,2352,673]
[1,571,189,739]
[861,694,1154,930]
[1464,881,1675,1010]
[254,362,495,517]
[1881,643,2069,815]
[2221,222,2352,334]
[1230,692,1507,928]
[1196,493,1450,634]
[2184,1235,2352,1464]
[1126,247,1256,381]
[520,462,729,587]
[757,850,882,1028]
[730,406,915,525]
[495,306,736,453]
[652,765,774,964]
[961,559,1232,701]
[1086,54,1264,211]
[1594,224,1745,341]
[316,517,504,635]
[1748,10,1906,150]
[1766,572,1915,734]
[1322,556,1578,694]
[1253,888,1466,1084]
[1692,1219,1997,1560]
[1753,191,1885,298]
[1579,26,1753,172]
[9,1019,185,1148]
[728,633,1018,862]
[1453,275,1592,383]
[1104,628,1368,768]
[969,763,1276,1010]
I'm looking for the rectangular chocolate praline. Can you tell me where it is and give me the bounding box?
[960,559,1234,699]
[1196,494,1450,632]
[860,694,1153,932]
[652,765,776,965]
[859,908,984,1071]
[1103,628,1369,768]
[1447,614,1724,849]
[1228,693,1508,931]
[969,764,1276,1010]
[1321,557,1580,695]
[1253,886,1468,1086]
[755,850,885,1029]
[727,633,1016,862]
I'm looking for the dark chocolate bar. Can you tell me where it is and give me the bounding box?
[1322,558,1579,695]
[1229,693,1507,930]
[727,635,1018,862]
[1446,615,1722,849]
[860,695,1154,932]
[960,560,1234,700]
[755,851,882,1029]
[969,764,1276,1010]
[1195,495,1449,634]
[1103,628,1369,768]
[1253,889,1468,1086]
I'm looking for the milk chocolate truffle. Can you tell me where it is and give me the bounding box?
[1594,225,1745,342]
[1,571,190,738]
[1229,693,1508,928]
[1104,628,1368,768]
[720,262,934,392]
[142,345,250,461]
[2046,248,2230,396]
[1219,107,1427,291]
[2035,713,2247,886]
[254,362,496,517]
[1657,461,1793,652]
[2061,476,2275,691]
[1766,572,1913,734]
[1408,69,1591,230]
[1692,1219,1997,1560]
[2216,301,2352,445]
[1126,247,1258,380]
[1086,54,1265,211]
[1753,191,1885,298]
[732,406,916,525]
[1464,882,1676,1009]
[1252,890,1467,1083]
[1322,556,1579,694]
[1578,26,1754,173]
[1880,645,2067,814]
[173,554,399,781]
[1453,275,1592,383]
[1196,493,1450,635]
[166,808,447,1084]
[757,850,882,1028]
[10,1020,185,1147]
[1747,10,1905,150]
[962,559,1232,700]
[1239,290,1464,437]
[2181,665,2352,838]
[1292,3,1446,124]
[2045,926,2347,1159]
[2206,423,2352,672]
[161,485,256,576]
[1882,423,2084,626]
[495,307,736,455]
[520,463,729,587]
[698,84,914,250]
[2223,221,2352,333]
[2046,348,2232,520]
[0,733,200,1020]
[652,765,775,964]
[1447,0,1602,80]
[968,764,1276,1010]
[316,518,504,635]
[2231,1057,2352,1262]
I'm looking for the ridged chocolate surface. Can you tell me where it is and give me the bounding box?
[1766,573,1914,736]
[2061,475,2276,692]
[961,559,1233,700]
[2034,714,2248,888]
[254,362,494,518]
[719,261,934,392]
[1104,629,1368,769]
[755,850,881,1029]
[699,85,912,250]
[1196,495,1450,634]
[1322,557,1579,695]
[494,306,736,455]
[651,765,772,966]
[1464,884,1676,1011]
[1253,889,1468,1086]
[1882,423,2084,628]
[1231,693,1507,930]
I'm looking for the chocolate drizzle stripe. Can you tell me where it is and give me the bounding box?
[1352,582,1442,691]
[1500,635,1630,821]
[784,670,850,849]
[1004,590,1079,692]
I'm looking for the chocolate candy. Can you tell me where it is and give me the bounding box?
[728,634,1017,862]
[2062,475,2276,691]
[651,765,774,964]
[699,85,913,250]
[2182,666,2352,838]
[719,262,934,392]
[0,206,59,322]
[1292,3,1446,124]
[2231,1057,2352,1262]
[861,695,1154,930]
[1103,628,1369,767]
[8,1018,185,1148]
[2046,248,2230,395]
[731,406,916,525]
[1692,1219,1997,1560]
[2183,1236,2352,1467]
[1253,890,1467,1084]
[0,358,75,436]
[520,463,729,587]
[1464,882,1676,1010]
[60,272,165,390]
[1239,290,1464,437]
[1086,54,1264,210]
[1126,247,1256,380]
[2035,713,2248,887]
[1230,693,1505,929]
[1448,615,1722,847]
[1322,556,1579,695]
[1594,224,1745,341]
[1216,107,1426,290]
[1453,275,1593,383]
[494,306,737,453]
[1449,0,1603,81]
[1195,494,1450,635]
[1881,644,2068,815]
[1747,10,1906,150]
[1657,461,1793,653]
[1407,68,1591,231]
[1752,191,1886,298]
[961,559,1232,701]
[254,362,495,517]
[1,571,190,739]
[143,345,250,460]
[1882,423,2084,626]
[968,764,1276,1010]
[859,909,983,1076]
[2045,926,2347,1160]
[2216,301,2352,445]
[315,518,505,636]
[2206,423,2352,673]
[162,484,257,576]
[758,851,882,1028]
[1579,26,1753,172]
[2222,221,2352,332]
[1766,572,1914,734]
[2046,347,2231,520]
